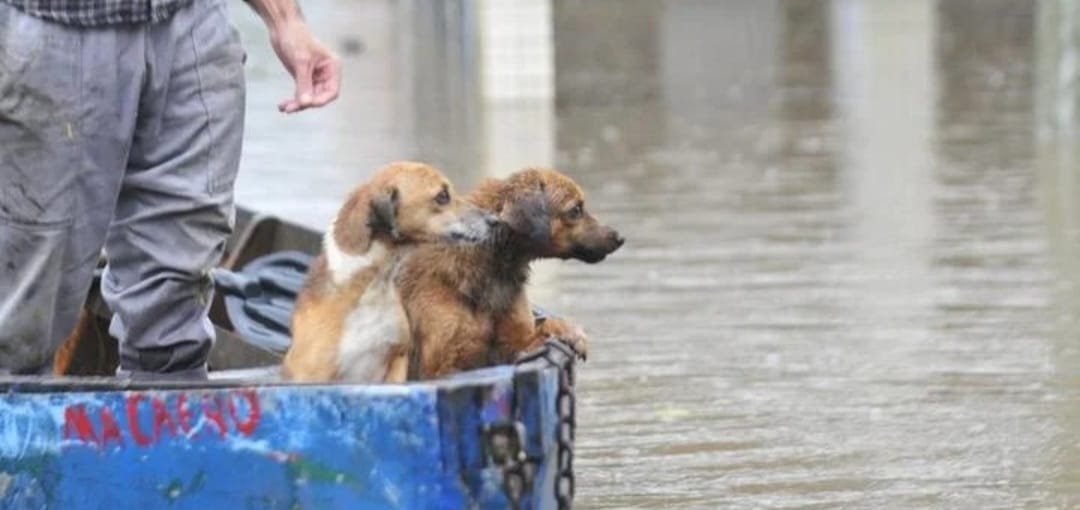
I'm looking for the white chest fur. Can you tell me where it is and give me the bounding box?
[336,268,406,382]
[323,227,406,383]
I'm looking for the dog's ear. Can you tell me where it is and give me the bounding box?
[503,187,550,246]
[368,187,401,241]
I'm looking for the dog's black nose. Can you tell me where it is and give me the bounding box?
[614,235,625,248]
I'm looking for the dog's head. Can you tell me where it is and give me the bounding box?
[337,162,496,250]
[371,161,497,245]
[490,168,624,263]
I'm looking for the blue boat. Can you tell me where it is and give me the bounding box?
[2,208,578,510]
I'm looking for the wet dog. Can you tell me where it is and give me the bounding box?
[397,168,624,379]
[283,161,495,383]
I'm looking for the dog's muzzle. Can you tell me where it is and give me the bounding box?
[572,229,624,263]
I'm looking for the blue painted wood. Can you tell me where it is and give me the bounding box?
[0,361,564,509]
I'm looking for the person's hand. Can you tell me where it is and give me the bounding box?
[268,20,341,113]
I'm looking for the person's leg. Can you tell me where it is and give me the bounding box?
[101,0,245,379]
[0,5,142,373]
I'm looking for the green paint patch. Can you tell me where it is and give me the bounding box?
[164,480,183,501]
[285,456,361,492]
[189,470,206,492]
[286,456,348,484]
[162,470,206,503]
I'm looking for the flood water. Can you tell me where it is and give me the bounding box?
[227,1,1080,508]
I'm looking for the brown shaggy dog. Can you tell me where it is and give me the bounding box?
[397,168,624,379]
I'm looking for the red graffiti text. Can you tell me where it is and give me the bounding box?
[62,389,261,449]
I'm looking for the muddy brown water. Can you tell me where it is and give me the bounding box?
[227,1,1080,508]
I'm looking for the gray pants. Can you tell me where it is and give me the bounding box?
[0,0,245,376]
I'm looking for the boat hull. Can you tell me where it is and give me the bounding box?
[0,346,571,509]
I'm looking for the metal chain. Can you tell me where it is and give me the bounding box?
[554,345,576,510]
[509,339,577,510]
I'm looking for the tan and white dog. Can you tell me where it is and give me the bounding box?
[282,161,495,383]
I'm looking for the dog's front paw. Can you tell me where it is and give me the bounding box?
[540,318,589,361]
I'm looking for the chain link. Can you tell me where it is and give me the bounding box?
[510,339,577,510]
[554,346,576,509]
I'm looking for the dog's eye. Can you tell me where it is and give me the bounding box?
[434,187,450,206]
[567,203,584,220]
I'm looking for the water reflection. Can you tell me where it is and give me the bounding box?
[228,0,1080,507]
